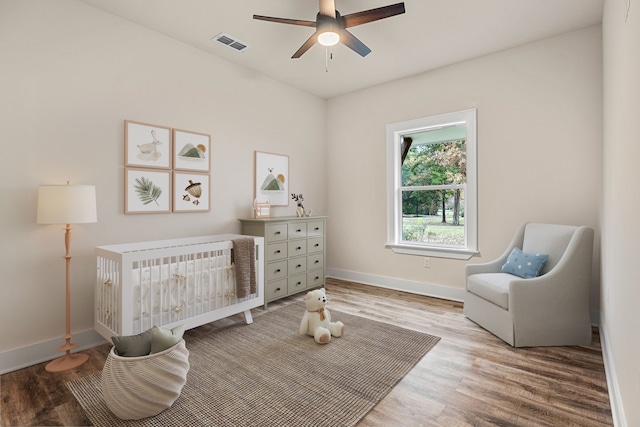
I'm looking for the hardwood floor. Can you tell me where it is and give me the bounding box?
[1,278,612,426]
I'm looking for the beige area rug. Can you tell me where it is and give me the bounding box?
[67,303,440,426]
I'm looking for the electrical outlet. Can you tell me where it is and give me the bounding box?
[423,257,431,268]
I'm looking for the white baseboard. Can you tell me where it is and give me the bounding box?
[326,268,466,302]
[0,329,107,375]
[327,268,601,326]
[599,318,626,427]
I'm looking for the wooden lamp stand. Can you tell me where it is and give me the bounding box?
[45,224,90,372]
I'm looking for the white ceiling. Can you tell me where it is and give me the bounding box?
[79,0,604,99]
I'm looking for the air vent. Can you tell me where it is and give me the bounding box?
[212,33,250,53]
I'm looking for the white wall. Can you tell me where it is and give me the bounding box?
[0,0,326,363]
[326,27,603,306]
[602,0,640,425]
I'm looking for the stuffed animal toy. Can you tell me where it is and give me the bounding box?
[299,288,344,344]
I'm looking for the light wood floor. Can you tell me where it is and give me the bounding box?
[1,278,612,426]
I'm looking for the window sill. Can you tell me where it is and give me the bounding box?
[385,243,477,260]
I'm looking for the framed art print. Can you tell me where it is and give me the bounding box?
[125,120,172,169]
[173,172,210,212]
[255,151,289,206]
[125,168,171,214]
[173,129,211,172]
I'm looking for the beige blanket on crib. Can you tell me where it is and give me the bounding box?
[232,237,256,299]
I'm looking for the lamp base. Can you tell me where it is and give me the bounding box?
[45,352,89,373]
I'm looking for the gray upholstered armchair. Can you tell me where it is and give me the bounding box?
[464,222,594,347]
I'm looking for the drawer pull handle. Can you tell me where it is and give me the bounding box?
[314,227,320,231]
[297,282,302,286]
[296,229,302,232]
[275,269,281,273]
[276,250,281,254]
[297,246,302,250]
[275,231,281,235]
[315,260,319,264]
[314,244,320,247]
[315,276,320,280]
[296,264,302,268]
[276,287,281,291]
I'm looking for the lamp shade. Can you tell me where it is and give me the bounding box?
[37,184,97,225]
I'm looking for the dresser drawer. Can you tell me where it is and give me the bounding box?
[265,224,288,242]
[308,237,324,253]
[266,242,287,261]
[288,257,307,275]
[266,279,288,301]
[307,253,324,270]
[308,221,324,237]
[266,260,287,281]
[288,274,307,294]
[307,269,325,288]
[288,240,307,257]
[288,223,307,239]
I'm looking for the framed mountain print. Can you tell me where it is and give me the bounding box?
[255,151,289,206]
[173,128,211,172]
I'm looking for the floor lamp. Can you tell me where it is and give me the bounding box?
[37,182,97,372]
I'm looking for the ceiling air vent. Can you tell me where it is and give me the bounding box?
[212,33,250,53]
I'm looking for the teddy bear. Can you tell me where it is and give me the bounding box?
[299,288,344,344]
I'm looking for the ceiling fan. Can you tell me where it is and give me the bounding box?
[253,0,406,58]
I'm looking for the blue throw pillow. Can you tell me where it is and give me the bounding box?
[501,247,549,279]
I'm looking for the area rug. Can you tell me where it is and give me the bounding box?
[67,303,440,427]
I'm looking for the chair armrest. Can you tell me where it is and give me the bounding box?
[465,259,506,276]
[465,222,529,278]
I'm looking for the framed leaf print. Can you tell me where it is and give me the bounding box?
[173,129,211,172]
[255,151,289,206]
[125,120,172,169]
[173,172,210,212]
[125,168,171,214]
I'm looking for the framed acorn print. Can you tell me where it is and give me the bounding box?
[173,172,210,212]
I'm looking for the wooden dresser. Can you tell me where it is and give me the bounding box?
[239,216,326,307]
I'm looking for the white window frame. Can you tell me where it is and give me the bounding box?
[385,109,478,260]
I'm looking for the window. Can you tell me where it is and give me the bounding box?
[386,109,477,259]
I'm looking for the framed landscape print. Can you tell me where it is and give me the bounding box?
[173,129,211,172]
[125,120,172,169]
[255,151,289,206]
[173,172,210,212]
[125,168,171,214]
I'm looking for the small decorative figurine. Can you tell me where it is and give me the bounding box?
[291,193,312,217]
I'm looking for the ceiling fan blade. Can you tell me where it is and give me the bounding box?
[253,15,316,27]
[339,29,371,57]
[292,32,320,58]
[342,2,405,28]
[319,0,336,18]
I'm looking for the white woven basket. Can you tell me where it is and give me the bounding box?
[101,339,190,420]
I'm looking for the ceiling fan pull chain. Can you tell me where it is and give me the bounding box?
[325,47,329,72]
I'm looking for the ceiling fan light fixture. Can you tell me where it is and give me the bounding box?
[318,31,340,46]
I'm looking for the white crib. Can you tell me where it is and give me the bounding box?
[94,234,264,340]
